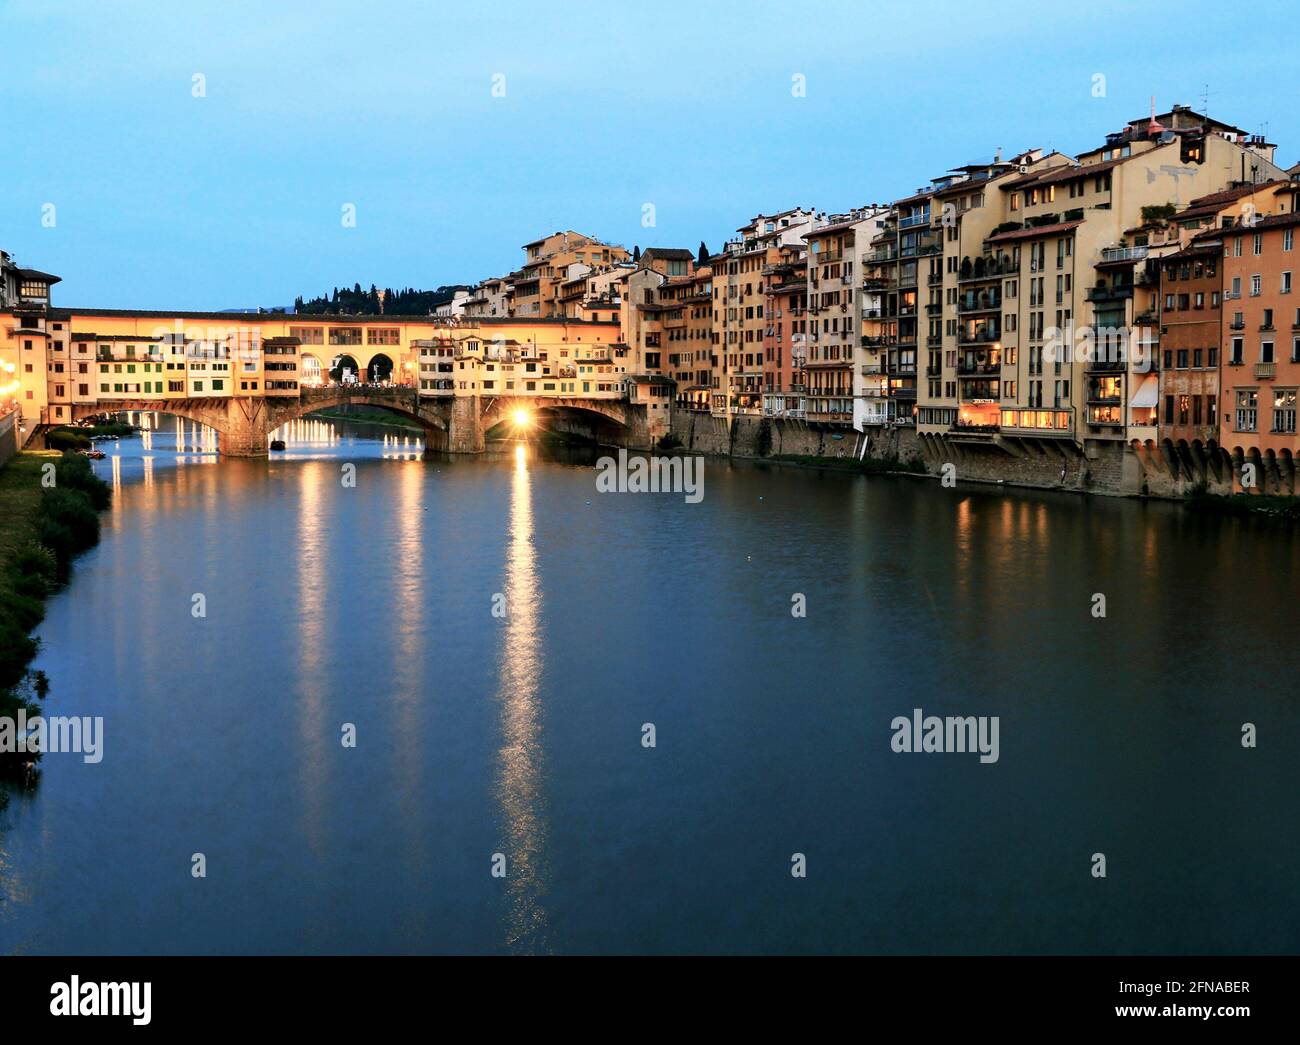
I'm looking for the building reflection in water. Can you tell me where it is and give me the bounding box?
[494,443,550,952]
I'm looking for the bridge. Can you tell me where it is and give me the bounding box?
[49,387,653,456]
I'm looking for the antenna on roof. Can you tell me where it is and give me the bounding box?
[1200,83,1211,118]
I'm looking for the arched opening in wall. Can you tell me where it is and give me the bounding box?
[300,352,324,387]
[330,354,360,384]
[88,408,222,455]
[285,401,436,451]
[485,403,625,448]
[367,353,394,385]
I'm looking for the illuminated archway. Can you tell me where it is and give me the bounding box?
[300,352,323,387]
[329,354,360,384]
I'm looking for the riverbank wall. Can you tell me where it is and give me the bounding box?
[666,409,1284,499]
[0,412,18,469]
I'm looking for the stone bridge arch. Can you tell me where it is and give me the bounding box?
[479,395,645,447]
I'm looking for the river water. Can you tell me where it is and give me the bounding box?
[1,415,1298,954]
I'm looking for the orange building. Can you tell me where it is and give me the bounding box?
[761,248,807,418]
[1213,183,1300,472]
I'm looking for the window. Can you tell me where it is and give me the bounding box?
[1235,390,1258,431]
[1273,390,1297,433]
[1230,337,1244,365]
[1262,341,1275,364]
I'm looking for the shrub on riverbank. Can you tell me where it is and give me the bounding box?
[0,453,111,790]
[46,427,92,451]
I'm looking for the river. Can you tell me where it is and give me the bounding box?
[1,414,1298,954]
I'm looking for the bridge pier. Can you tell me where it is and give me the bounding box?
[219,396,270,457]
[448,395,485,454]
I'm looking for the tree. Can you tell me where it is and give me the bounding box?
[697,241,710,267]
[632,245,641,263]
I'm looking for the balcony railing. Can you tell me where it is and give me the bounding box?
[958,328,1001,345]
[1255,362,1277,380]
[958,295,1002,313]
[1087,284,1135,302]
[1100,246,1149,264]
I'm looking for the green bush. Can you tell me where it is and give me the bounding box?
[35,487,101,579]
[46,427,92,451]
[54,452,111,510]
[0,613,40,692]
[8,542,58,600]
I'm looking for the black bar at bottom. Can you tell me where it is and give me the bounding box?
[0,956,1286,1029]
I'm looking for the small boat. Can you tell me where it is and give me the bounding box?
[80,448,106,460]
[269,439,286,451]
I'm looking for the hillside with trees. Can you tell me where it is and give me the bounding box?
[293,283,471,315]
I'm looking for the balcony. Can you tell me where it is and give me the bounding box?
[1085,356,1127,373]
[949,422,999,438]
[899,212,931,230]
[957,327,1001,346]
[958,256,1016,282]
[957,363,1001,377]
[1255,362,1276,380]
[999,407,1074,437]
[1087,284,1135,303]
[1099,246,1149,264]
[958,294,1002,314]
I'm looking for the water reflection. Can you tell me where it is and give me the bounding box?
[494,443,549,952]
[295,462,330,854]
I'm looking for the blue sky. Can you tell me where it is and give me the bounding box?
[2,0,1295,310]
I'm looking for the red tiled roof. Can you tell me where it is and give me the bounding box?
[985,219,1084,244]
[1002,158,1124,191]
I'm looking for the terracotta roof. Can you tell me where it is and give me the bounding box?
[1163,243,1222,262]
[1202,211,1300,239]
[17,268,61,284]
[891,189,935,207]
[640,247,694,262]
[985,219,1084,244]
[1003,158,1124,191]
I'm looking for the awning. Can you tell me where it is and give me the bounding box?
[1130,374,1159,409]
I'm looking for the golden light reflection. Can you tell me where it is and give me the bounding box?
[511,407,532,431]
[295,462,330,855]
[495,441,550,952]
[391,462,427,868]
